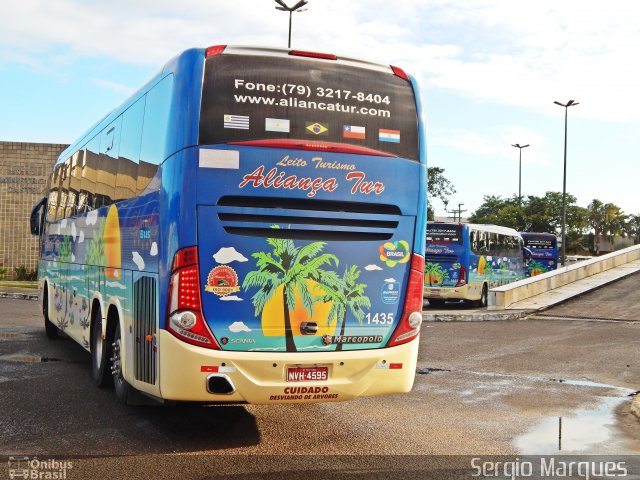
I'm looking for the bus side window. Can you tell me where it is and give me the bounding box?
[63,157,76,219]
[139,74,174,195]
[81,136,100,212]
[116,96,145,202]
[69,151,83,217]
[95,118,122,209]
[58,158,71,221]
[47,167,60,222]
[470,230,477,253]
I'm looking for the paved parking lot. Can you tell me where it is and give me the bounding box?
[0,279,639,478]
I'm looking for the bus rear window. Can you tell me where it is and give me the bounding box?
[199,54,419,161]
[524,237,556,249]
[427,224,463,244]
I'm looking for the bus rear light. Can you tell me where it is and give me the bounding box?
[167,246,220,350]
[289,50,337,60]
[205,45,227,58]
[456,265,467,287]
[387,253,424,348]
[391,65,410,82]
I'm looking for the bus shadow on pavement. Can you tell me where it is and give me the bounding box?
[0,328,260,456]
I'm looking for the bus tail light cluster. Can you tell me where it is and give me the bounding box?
[167,246,220,349]
[387,254,424,348]
[205,45,227,58]
[456,265,467,287]
[391,65,410,82]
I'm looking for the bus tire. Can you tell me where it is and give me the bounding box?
[111,321,132,404]
[43,285,59,340]
[91,309,113,388]
[476,284,488,308]
[428,298,446,307]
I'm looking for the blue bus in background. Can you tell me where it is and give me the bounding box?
[30,45,427,405]
[423,222,526,307]
[521,232,558,276]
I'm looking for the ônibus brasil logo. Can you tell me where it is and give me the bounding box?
[379,240,410,268]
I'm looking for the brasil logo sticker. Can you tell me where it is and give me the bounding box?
[379,240,410,267]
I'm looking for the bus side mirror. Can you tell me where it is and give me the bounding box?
[522,247,532,260]
[30,197,47,236]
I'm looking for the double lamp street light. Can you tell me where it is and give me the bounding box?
[511,143,530,201]
[554,100,579,267]
[511,101,578,268]
[274,0,309,48]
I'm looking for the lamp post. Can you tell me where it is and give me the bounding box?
[511,143,529,201]
[274,0,309,48]
[554,99,579,267]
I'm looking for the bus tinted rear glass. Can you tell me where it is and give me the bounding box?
[523,236,556,249]
[199,54,419,161]
[427,224,463,244]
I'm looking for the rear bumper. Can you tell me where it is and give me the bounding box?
[158,329,419,404]
[423,284,476,301]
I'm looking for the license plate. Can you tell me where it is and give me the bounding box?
[286,366,329,382]
[429,289,441,297]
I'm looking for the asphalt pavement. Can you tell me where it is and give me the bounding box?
[0,279,639,479]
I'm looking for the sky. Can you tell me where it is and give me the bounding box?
[2,0,639,218]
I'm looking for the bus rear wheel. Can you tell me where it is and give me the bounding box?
[43,287,59,340]
[111,322,132,404]
[475,284,488,308]
[91,311,113,388]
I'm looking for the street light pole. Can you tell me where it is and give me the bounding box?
[511,143,529,201]
[554,100,579,267]
[274,0,309,48]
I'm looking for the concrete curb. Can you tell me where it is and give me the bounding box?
[632,395,640,420]
[0,292,39,301]
[423,309,534,322]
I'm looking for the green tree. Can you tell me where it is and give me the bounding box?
[427,167,456,220]
[626,214,640,245]
[316,265,371,351]
[587,200,627,254]
[469,192,585,236]
[242,228,338,352]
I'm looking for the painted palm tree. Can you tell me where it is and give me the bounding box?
[424,262,447,286]
[242,228,338,352]
[528,259,547,276]
[316,265,371,351]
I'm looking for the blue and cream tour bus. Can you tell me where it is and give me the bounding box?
[30,45,427,404]
[423,222,526,307]
[520,232,558,276]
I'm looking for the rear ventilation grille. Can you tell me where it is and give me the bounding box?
[425,254,458,263]
[133,276,157,385]
[215,196,401,241]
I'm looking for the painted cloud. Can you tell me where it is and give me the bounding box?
[213,247,248,264]
[229,321,251,333]
[132,252,145,270]
[365,264,383,271]
[220,295,243,302]
[86,210,98,226]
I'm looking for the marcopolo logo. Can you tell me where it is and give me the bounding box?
[379,240,410,267]
[322,335,384,345]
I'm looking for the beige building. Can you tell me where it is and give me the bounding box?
[0,141,68,279]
